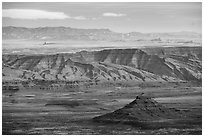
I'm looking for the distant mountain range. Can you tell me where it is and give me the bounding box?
[3,26,201,42]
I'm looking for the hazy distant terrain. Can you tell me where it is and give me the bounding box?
[3,26,201,41]
[2,26,201,55]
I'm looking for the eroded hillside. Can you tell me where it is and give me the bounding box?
[2,47,202,83]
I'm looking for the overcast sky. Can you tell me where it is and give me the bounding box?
[2,2,202,33]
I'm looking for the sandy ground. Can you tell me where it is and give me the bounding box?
[2,82,202,135]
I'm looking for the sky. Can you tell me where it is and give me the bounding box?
[2,2,202,33]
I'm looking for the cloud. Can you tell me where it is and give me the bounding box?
[72,16,87,20]
[2,9,87,20]
[103,12,126,17]
[3,9,69,19]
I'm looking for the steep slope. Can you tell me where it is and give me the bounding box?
[2,54,166,82]
[93,49,201,81]
[142,46,202,61]
[2,48,201,82]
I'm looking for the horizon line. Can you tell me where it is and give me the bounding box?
[3,25,202,34]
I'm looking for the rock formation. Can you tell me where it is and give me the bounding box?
[93,93,186,128]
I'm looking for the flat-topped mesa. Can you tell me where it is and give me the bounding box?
[93,93,185,124]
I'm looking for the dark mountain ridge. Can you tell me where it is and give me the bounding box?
[3,47,202,82]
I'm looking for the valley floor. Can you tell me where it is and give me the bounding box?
[2,82,202,135]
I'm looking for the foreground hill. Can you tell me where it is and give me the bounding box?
[2,47,202,83]
[93,93,187,128]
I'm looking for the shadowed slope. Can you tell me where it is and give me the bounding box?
[2,48,201,82]
[92,94,191,129]
[93,93,185,122]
